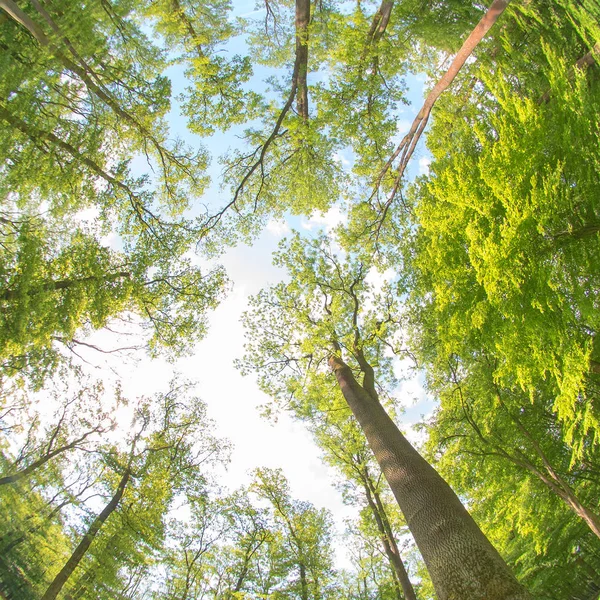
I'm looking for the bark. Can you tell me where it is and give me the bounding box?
[534,467,600,539]
[210,0,312,227]
[170,0,207,60]
[372,484,416,600]
[374,0,511,226]
[329,354,533,600]
[294,0,310,121]
[40,468,131,600]
[0,102,150,216]
[367,0,394,45]
[362,473,417,600]
[299,562,308,600]
[0,0,47,42]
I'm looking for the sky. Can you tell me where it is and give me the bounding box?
[59,1,438,569]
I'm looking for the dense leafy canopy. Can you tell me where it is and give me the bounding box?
[1,0,600,598]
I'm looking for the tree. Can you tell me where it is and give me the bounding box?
[307,390,417,600]
[426,355,600,538]
[0,375,113,486]
[0,460,75,600]
[251,467,338,600]
[0,0,233,388]
[240,232,533,599]
[370,0,512,228]
[402,0,600,459]
[34,381,229,599]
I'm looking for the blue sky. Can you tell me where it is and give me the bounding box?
[88,3,438,568]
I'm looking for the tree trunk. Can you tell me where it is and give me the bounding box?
[329,355,533,600]
[525,465,600,540]
[489,387,600,541]
[295,0,310,121]
[0,429,99,486]
[375,0,511,211]
[299,563,309,600]
[363,477,416,600]
[368,0,394,45]
[40,468,130,600]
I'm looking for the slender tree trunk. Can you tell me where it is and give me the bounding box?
[329,355,533,600]
[299,563,308,600]
[40,468,130,600]
[417,0,510,114]
[367,473,418,600]
[489,387,600,540]
[295,0,310,121]
[375,0,511,213]
[0,103,143,206]
[0,428,100,486]
[521,463,600,540]
[368,0,394,45]
[363,478,416,600]
[231,536,265,595]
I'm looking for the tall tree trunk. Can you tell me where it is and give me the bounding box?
[329,355,533,600]
[367,0,394,45]
[375,0,511,218]
[40,468,131,600]
[488,386,600,540]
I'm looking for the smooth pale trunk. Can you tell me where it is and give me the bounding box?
[329,356,533,600]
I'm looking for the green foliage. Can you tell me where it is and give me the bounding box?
[251,467,339,599]
[3,0,600,596]
[239,232,402,416]
[387,2,600,595]
[405,2,600,453]
[0,0,236,388]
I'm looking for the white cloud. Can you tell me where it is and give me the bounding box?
[365,266,395,293]
[396,119,412,135]
[332,151,350,167]
[266,218,290,236]
[301,205,348,233]
[418,157,431,175]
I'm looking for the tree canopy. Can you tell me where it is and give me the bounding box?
[2,0,600,598]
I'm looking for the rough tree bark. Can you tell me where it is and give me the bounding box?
[329,354,533,600]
